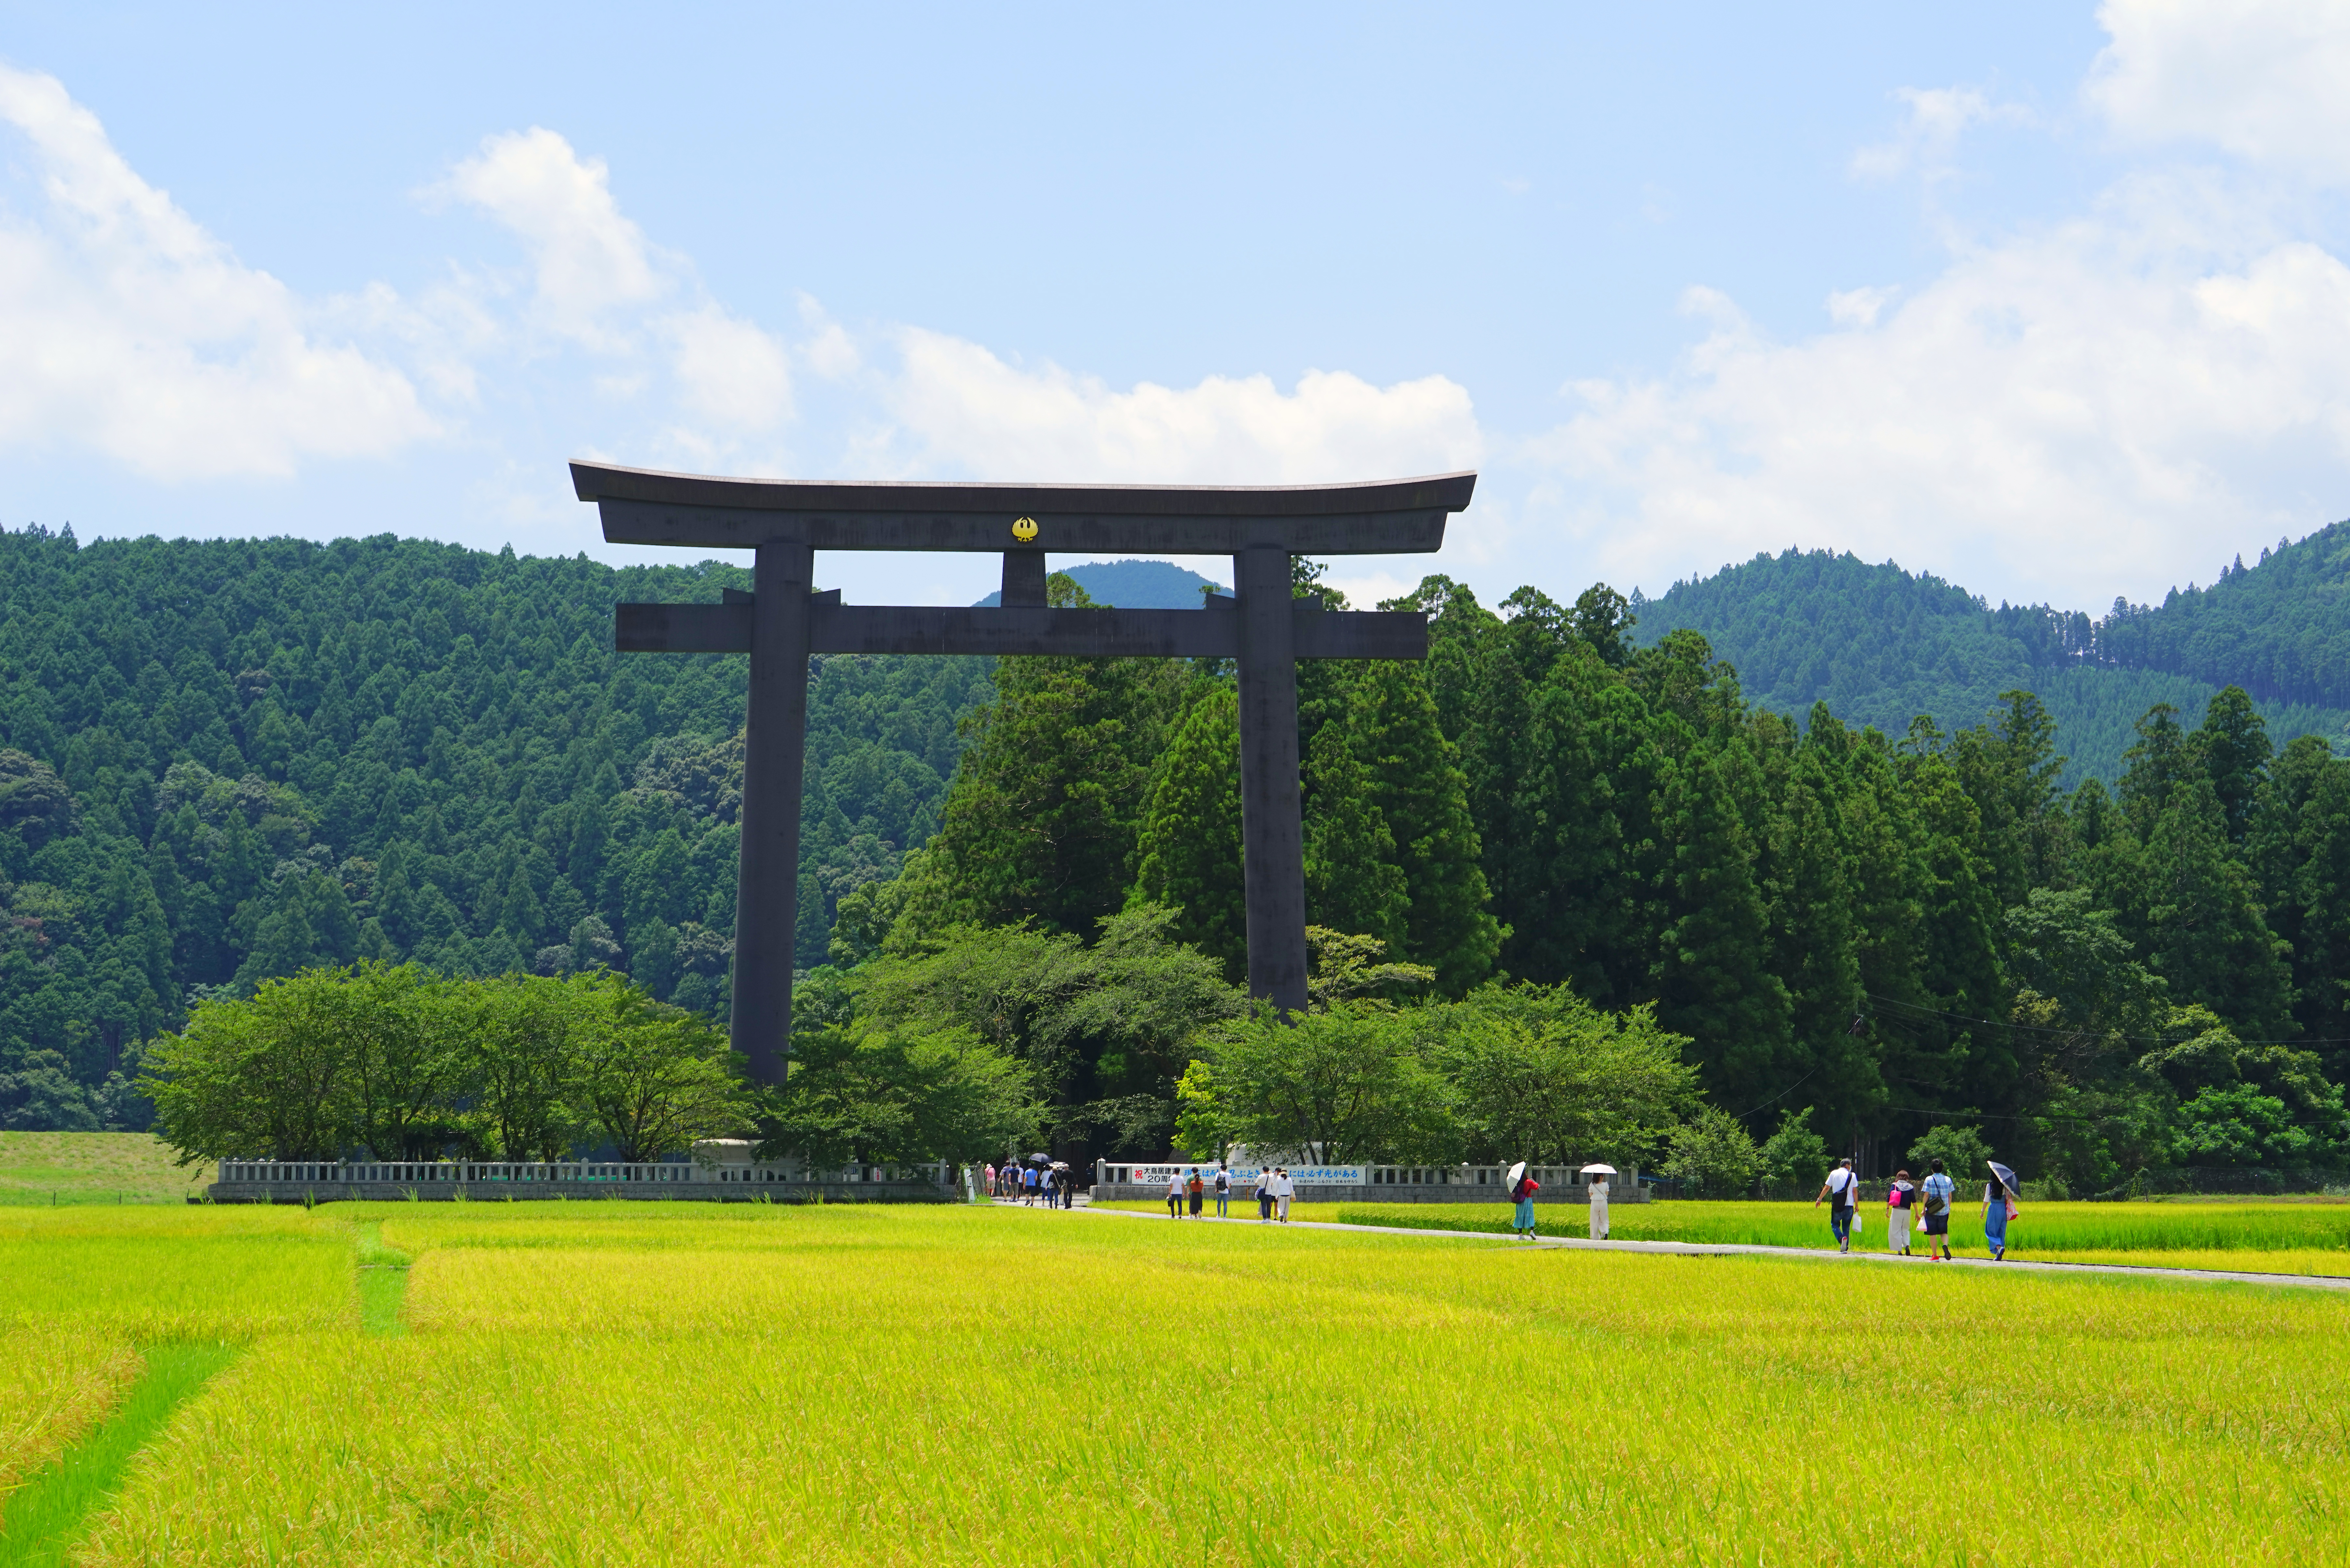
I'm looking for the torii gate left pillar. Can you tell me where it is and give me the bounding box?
[578,462,1476,1086]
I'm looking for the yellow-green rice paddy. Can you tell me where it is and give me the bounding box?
[5,1194,2350,1565]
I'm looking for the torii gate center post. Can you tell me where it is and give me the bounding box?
[577,461,1478,1088]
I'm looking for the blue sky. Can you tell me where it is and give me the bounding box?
[2,2,2347,612]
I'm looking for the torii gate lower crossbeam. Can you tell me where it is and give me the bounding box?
[578,462,1476,1087]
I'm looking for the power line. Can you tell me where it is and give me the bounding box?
[1733,1067,1816,1120]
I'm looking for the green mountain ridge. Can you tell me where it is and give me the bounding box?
[1635,528,2350,783]
[973,558,1225,609]
[0,525,991,1127]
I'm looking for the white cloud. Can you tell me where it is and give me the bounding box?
[0,64,435,479]
[886,327,1482,484]
[1851,87,2035,182]
[1825,286,1896,328]
[438,127,666,344]
[1532,177,2350,607]
[667,307,792,430]
[796,293,860,380]
[2090,0,2350,179]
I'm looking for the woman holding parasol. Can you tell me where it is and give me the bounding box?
[1982,1160,2020,1261]
[1506,1161,1540,1241]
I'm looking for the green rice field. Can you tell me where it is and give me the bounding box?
[5,1199,2349,1565]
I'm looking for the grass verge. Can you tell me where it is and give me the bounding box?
[0,1342,237,1568]
[0,1134,208,1207]
[1329,1198,2350,1266]
[353,1220,412,1338]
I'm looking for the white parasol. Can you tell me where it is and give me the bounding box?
[1506,1160,1528,1187]
[1580,1163,1618,1176]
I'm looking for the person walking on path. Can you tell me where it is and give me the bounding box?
[1274,1166,1294,1223]
[982,1163,996,1201]
[1165,1168,1184,1218]
[1982,1165,2016,1261]
[1186,1167,1205,1217]
[1213,1163,1231,1217]
[1253,1166,1272,1222]
[1587,1170,1610,1240]
[1509,1168,1541,1240]
[1813,1158,1860,1252]
[1919,1157,1956,1260]
[1022,1165,1038,1206]
[1885,1170,1916,1256]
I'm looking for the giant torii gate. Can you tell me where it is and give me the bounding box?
[573,461,1477,1087]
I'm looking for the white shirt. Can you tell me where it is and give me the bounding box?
[1825,1168,1858,1204]
[1274,1173,1294,1197]
[1167,1173,1184,1195]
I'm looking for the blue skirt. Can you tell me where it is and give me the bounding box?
[1514,1198,1536,1230]
[1984,1204,2009,1249]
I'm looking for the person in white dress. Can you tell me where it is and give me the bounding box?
[1588,1172,1610,1240]
[1274,1166,1294,1223]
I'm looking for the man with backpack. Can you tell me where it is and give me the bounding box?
[1813,1157,1860,1253]
[1213,1163,1231,1217]
[1920,1157,1957,1260]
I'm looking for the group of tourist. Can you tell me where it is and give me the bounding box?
[1816,1156,2018,1260]
[981,1161,1074,1208]
[1507,1166,1611,1242]
[1162,1162,1294,1222]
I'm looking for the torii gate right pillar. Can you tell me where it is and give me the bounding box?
[1235,546,1309,1017]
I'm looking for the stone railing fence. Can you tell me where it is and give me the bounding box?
[208,1157,953,1204]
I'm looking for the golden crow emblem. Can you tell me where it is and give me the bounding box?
[1011,517,1039,543]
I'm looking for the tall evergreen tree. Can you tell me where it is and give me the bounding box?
[1648,743,1792,1111]
[927,583,1186,936]
[2193,685,2273,845]
[1346,662,1502,993]
[2128,774,2297,1042]
[1131,683,1247,977]
[1301,720,1409,954]
[1764,755,1876,1135]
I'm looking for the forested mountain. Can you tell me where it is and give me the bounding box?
[0,526,988,1128]
[975,558,1224,608]
[1637,531,2350,784]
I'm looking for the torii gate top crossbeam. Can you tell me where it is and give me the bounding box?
[571,461,1474,554]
